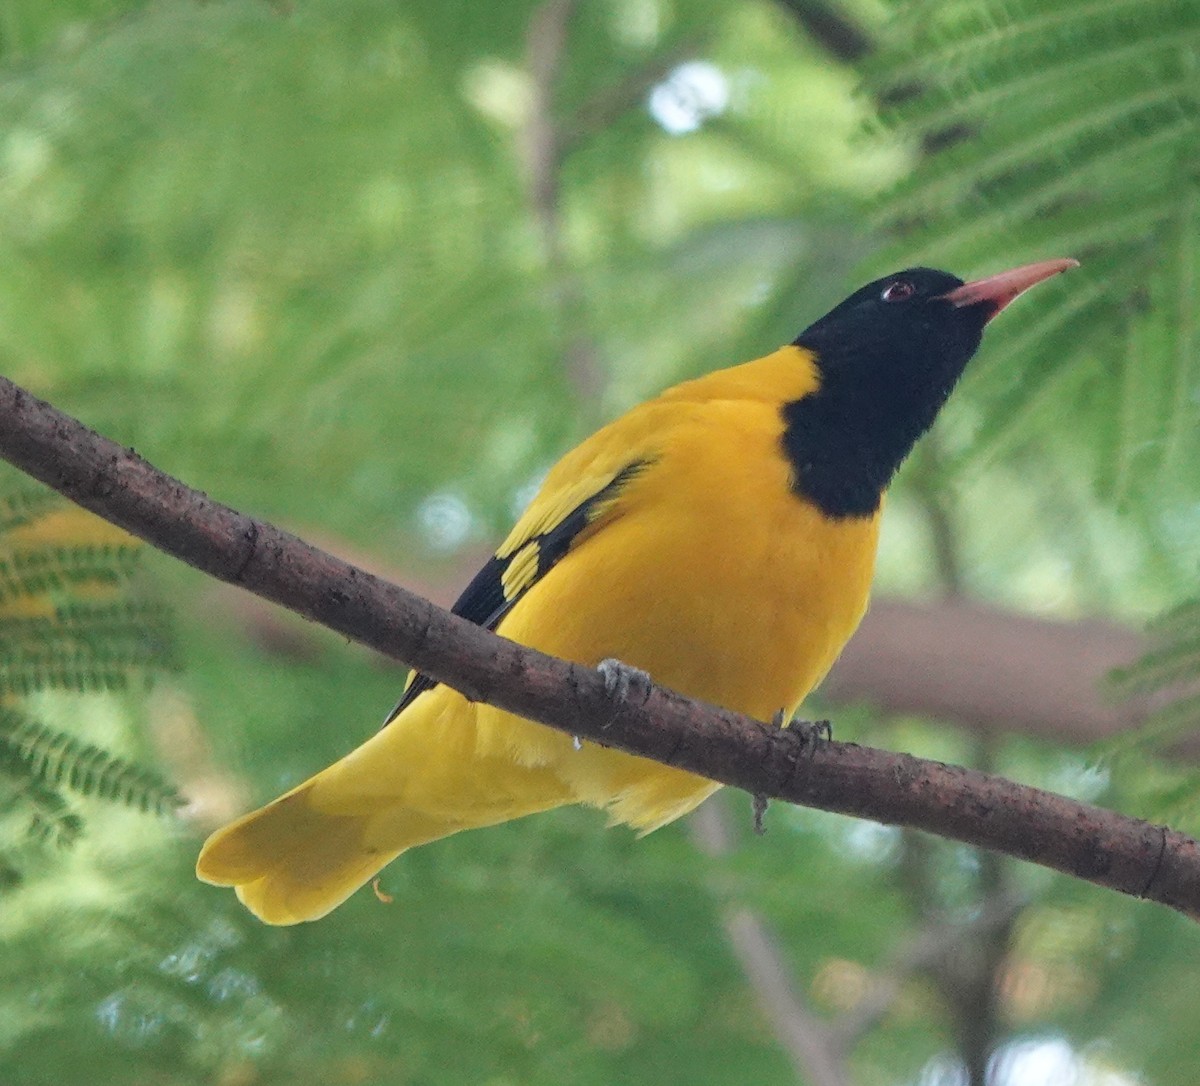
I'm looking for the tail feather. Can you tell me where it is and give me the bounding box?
[196,781,452,925]
[196,692,575,924]
[196,687,719,924]
[197,760,473,924]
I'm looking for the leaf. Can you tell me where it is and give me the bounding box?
[869,0,1200,491]
[0,709,182,816]
[1106,596,1200,757]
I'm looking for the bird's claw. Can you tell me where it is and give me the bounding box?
[752,792,769,835]
[749,713,831,831]
[597,658,651,726]
[772,709,832,754]
[801,719,833,751]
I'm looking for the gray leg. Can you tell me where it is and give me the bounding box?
[752,792,769,836]
[751,709,792,834]
[597,658,651,707]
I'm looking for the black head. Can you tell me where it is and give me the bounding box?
[796,266,986,429]
[783,259,1077,518]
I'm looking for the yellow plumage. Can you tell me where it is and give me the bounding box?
[197,258,1078,924]
[197,346,879,923]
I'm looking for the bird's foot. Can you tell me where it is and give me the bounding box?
[752,792,769,836]
[749,710,793,834]
[773,709,832,752]
[596,658,651,726]
[749,714,832,833]
[797,719,833,752]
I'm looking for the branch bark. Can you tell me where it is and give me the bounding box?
[0,373,1197,920]
[825,599,1148,746]
[217,559,1151,750]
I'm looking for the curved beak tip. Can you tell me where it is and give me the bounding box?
[941,258,1080,320]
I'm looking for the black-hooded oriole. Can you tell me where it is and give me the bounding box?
[197,258,1077,924]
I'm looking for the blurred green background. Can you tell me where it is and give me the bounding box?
[0,0,1197,1083]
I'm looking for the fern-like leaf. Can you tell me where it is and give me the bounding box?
[0,483,183,867]
[0,735,86,848]
[0,709,183,818]
[0,488,66,537]
[0,545,143,605]
[1108,599,1200,754]
[0,599,179,696]
[870,0,1200,491]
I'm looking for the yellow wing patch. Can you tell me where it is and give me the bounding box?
[499,540,541,601]
[383,459,650,725]
[498,471,624,559]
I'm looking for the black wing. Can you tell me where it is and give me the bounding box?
[382,460,647,725]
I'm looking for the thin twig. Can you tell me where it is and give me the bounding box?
[563,37,703,152]
[772,0,873,63]
[0,374,1197,919]
[522,0,604,404]
[691,799,849,1086]
[908,439,1014,1086]
[725,908,849,1086]
[830,891,1027,1048]
[907,432,966,598]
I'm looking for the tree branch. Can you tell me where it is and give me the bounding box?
[216,560,1152,750]
[824,599,1149,747]
[772,0,873,63]
[691,798,850,1086]
[829,890,1027,1049]
[521,0,605,404]
[0,373,1197,919]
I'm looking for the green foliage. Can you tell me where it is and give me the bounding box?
[0,1,1196,1085]
[0,484,180,885]
[0,547,139,605]
[1104,598,1200,795]
[0,488,64,534]
[871,0,1200,502]
[0,599,174,690]
[0,733,84,848]
[0,708,180,815]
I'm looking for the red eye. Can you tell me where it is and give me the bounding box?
[881,280,916,302]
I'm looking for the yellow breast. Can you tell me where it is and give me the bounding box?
[500,395,879,719]
[466,347,881,828]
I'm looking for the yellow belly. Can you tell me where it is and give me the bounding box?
[470,396,881,829]
[196,349,886,922]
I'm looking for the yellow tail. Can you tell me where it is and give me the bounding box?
[196,782,442,925]
[196,688,573,924]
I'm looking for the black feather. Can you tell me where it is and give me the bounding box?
[382,461,648,725]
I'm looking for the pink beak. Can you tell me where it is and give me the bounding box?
[939,258,1080,322]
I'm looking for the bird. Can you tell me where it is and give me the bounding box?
[197,258,1077,924]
